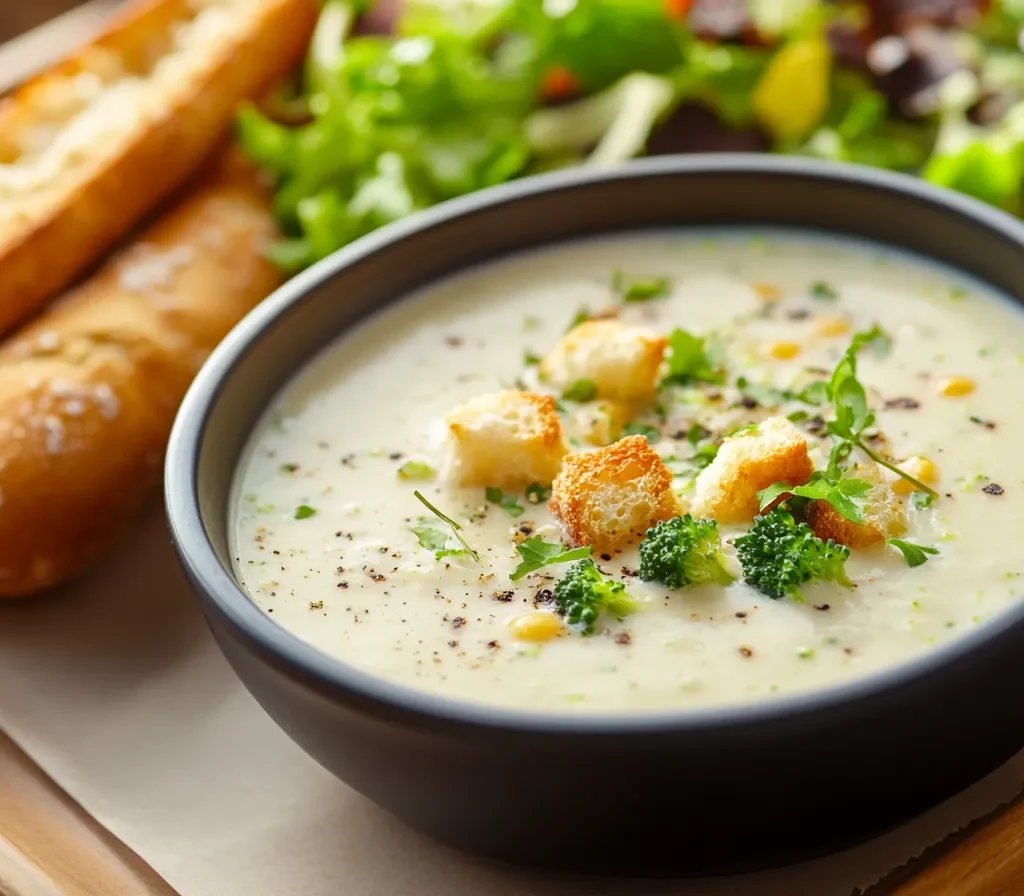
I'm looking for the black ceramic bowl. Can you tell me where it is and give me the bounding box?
[166,155,1024,876]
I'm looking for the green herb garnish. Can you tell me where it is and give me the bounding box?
[486,486,525,517]
[525,482,552,504]
[295,504,317,520]
[910,491,935,510]
[887,539,940,568]
[810,280,838,300]
[562,379,599,402]
[510,536,591,581]
[398,460,435,480]
[612,269,673,302]
[523,350,542,366]
[824,328,938,498]
[413,490,480,562]
[758,473,873,523]
[661,328,726,386]
[623,421,661,442]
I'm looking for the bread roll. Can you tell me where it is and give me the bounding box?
[0,151,282,597]
[0,0,316,336]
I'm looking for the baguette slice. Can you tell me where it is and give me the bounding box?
[0,0,316,336]
[0,149,282,597]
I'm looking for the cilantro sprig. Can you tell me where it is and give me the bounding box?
[510,536,592,581]
[661,328,726,387]
[413,490,480,563]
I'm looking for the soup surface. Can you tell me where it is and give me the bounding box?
[231,231,1024,713]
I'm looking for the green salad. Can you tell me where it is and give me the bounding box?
[238,0,1024,271]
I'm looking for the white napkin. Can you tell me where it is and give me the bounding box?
[0,504,1021,896]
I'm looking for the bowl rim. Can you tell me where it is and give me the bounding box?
[166,152,1024,735]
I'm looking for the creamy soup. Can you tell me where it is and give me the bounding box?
[231,231,1024,713]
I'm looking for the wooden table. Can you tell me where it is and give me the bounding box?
[2,5,1023,894]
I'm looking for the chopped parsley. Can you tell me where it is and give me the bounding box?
[611,269,673,303]
[413,490,479,562]
[661,328,726,386]
[810,280,838,300]
[294,504,317,520]
[398,460,435,480]
[510,536,592,581]
[485,486,525,517]
[525,482,552,504]
[523,350,542,366]
[887,539,940,568]
[910,491,935,509]
[623,421,661,442]
[562,378,598,402]
[567,307,591,331]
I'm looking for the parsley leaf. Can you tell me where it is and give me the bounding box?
[661,328,725,386]
[887,539,939,568]
[295,504,317,520]
[623,421,661,442]
[410,523,449,553]
[562,379,598,402]
[757,474,872,523]
[611,269,673,303]
[523,350,542,366]
[567,307,591,332]
[413,490,480,562]
[485,486,525,517]
[510,536,592,581]
[823,328,938,499]
[910,491,935,509]
[525,482,552,504]
[810,280,838,300]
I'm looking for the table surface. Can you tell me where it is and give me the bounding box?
[1,5,1023,895]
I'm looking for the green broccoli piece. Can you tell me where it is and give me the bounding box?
[638,515,736,589]
[734,508,853,600]
[554,559,638,635]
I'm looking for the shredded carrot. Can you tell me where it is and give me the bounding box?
[540,66,580,103]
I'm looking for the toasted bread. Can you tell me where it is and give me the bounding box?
[0,0,316,336]
[550,434,682,551]
[0,149,282,597]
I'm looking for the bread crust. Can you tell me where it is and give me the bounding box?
[0,0,316,336]
[0,150,282,597]
[550,434,682,551]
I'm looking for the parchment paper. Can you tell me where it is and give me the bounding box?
[0,505,1022,896]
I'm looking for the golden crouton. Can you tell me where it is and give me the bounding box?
[807,463,907,548]
[540,320,668,403]
[690,416,813,524]
[565,400,631,447]
[550,435,682,550]
[446,390,566,489]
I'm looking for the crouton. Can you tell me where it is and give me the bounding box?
[550,435,682,550]
[690,416,813,524]
[446,390,566,489]
[540,320,668,403]
[565,399,631,447]
[807,462,907,548]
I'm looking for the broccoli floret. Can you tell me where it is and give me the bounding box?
[638,515,736,589]
[554,559,638,634]
[734,508,853,600]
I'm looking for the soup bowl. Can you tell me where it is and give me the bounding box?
[165,155,1024,876]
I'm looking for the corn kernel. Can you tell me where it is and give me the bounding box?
[892,456,938,494]
[509,612,564,642]
[769,341,801,360]
[814,315,851,337]
[753,282,781,301]
[937,376,975,397]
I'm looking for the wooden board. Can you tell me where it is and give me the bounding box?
[0,730,176,896]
